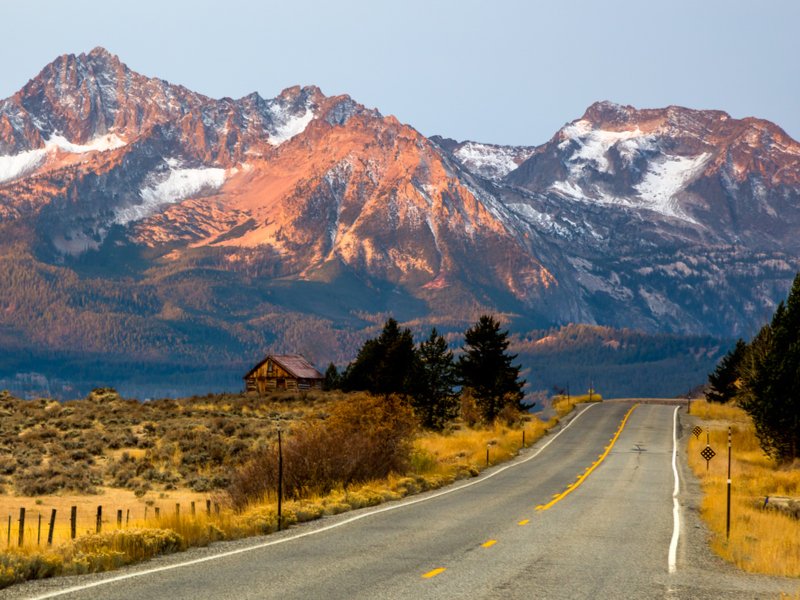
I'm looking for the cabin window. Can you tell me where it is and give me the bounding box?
[277,378,285,390]
[267,361,273,374]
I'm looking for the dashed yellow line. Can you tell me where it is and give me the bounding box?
[518,519,529,526]
[422,567,446,579]
[481,539,497,548]
[536,404,638,512]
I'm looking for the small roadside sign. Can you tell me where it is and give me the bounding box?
[701,445,716,470]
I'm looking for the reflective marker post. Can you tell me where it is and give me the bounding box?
[726,426,732,540]
[277,427,283,532]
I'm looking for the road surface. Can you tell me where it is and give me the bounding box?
[5,402,796,599]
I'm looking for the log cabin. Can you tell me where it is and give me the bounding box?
[243,354,324,394]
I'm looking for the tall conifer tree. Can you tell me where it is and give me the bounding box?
[706,339,747,403]
[413,328,459,429]
[738,274,800,461]
[342,318,418,397]
[458,315,526,422]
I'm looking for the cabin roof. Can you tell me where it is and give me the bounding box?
[244,354,323,380]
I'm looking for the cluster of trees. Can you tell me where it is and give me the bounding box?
[324,315,528,429]
[706,274,800,462]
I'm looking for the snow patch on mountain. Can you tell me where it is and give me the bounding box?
[454,142,532,180]
[560,120,651,173]
[550,120,710,222]
[0,133,128,184]
[551,180,587,200]
[507,203,570,237]
[268,107,315,146]
[48,133,126,154]
[114,165,226,225]
[0,148,47,184]
[635,153,710,218]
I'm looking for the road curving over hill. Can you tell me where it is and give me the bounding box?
[6,402,796,600]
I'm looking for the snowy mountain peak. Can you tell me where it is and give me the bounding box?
[1,49,799,348]
[581,100,638,124]
[430,136,535,181]
[508,103,800,228]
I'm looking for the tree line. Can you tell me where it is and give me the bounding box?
[323,315,528,429]
[705,273,800,462]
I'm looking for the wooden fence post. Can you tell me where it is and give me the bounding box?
[18,508,25,546]
[96,506,102,534]
[37,512,42,545]
[126,509,130,526]
[117,510,123,528]
[191,501,196,517]
[47,509,56,546]
[7,514,10,546]
[155,507,160,519]
[175,503,180,519]
[70,506,77,539]
[206,499,211,516]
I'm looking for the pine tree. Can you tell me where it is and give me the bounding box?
[705,339,747,403]
[341,318,418,397]
[458,315,526,422]
[738,274,800,462]
[323,363,340,391]
[413,328,459,430]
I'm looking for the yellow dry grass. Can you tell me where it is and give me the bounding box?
[0,408,568,589]
[414,417,553,478]
[551,393,602,417]
[0,488,213,548]
[687,399,800,577]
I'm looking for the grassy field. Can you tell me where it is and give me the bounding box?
[0,488,211,547]
[687,399,800,577]
[0,390,580,588]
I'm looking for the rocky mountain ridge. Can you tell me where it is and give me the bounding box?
[1,48,798,396]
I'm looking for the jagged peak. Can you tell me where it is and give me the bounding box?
[85,46,118,60]
[240,91,264,102]
[579,100,737,132]
[277,85,325,103]
[579,101,642,129]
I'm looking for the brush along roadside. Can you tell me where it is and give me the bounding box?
[0,397,570,589]
[687,399,800,577]
[551,393,602,417]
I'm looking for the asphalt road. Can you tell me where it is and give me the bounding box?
[7,402,797,600]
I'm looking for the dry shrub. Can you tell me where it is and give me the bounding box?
[551,393,602,417]
[497,404,522,426]
[68,528,184,570]
[0,551,62,589]
[227,394,417,510]
[0,529,184,590]
[459,391,481,427]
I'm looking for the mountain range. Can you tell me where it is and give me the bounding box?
[1,47,798,398]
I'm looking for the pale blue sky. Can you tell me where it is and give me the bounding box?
[2,0,798,146]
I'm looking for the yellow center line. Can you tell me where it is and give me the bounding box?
[518,519,529,526]
[535,404,638,512]
[422,567,446,579]
[481,539,497,548]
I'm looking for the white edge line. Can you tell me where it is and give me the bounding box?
[30,403,600,600]
[668,405,680,574]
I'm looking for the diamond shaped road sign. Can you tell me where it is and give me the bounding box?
[692,426,703,438]
[701,445,716,461]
